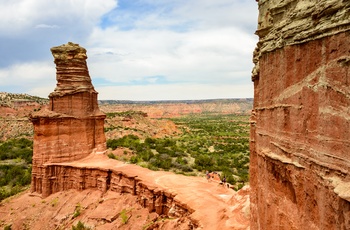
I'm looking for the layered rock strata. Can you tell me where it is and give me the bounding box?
[39,163,192,219]
[25,43,249,229]
[250,0,350,229]
[30,42,106,195]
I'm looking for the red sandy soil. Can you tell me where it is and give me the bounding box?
[0,154,250,230]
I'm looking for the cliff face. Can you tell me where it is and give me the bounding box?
[30,42,106,196]
[250,0,350,229]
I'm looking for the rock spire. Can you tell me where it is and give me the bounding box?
[30,42,106,196]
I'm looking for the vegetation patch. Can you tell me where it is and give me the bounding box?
[0,138,32,201]
[71,221,91,230]
[107,114,250,190]
[73,203,82,218]
[120,208,131,224]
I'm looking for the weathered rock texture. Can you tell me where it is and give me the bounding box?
[250,0,350,229]
[30,42,106,196]
[23,43,250,229]
[41,160,193,221]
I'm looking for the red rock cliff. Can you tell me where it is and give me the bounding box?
[30,42,106,196]
[250,0,350,229]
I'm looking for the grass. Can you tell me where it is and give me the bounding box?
[73,203,82,218]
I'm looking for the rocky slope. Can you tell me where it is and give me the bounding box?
[0,92,48,141]
[250,0,350,229]
[104,111,181,140]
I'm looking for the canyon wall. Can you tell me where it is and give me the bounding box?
[250,0,350,229]
[30,42,107,195]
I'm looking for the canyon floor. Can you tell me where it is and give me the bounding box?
[0,153,250,230]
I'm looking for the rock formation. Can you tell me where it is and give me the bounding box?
[30,42,107,197]
[23,42,250,229]
[250,0,350,229]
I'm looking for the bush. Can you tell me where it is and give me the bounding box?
[172,162,193,172]
[72,221,91,230]
[130,156,139,164]
[107,135,140,150]
[73,203,82,218]
[0,138,33,163]
[137,150,154,161]
[0,165,32,187]
[149,154,172,170]
[107,153,117,159]
[194,155,214,171]
[175,156,187,165]
[120,209,129,224]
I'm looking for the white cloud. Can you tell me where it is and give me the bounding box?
[0,0,117,35]
[0,0,259,100]
[86,25,256,86]
[83,0,258,100]
[35,24,60,29]
[0,61,55,96]
[96,83,253,101]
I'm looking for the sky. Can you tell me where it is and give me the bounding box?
[0,0,259,101]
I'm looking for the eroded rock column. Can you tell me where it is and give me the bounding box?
[30,42,106,196]
[250,1,350,229]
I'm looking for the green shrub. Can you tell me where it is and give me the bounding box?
[194,155,214,170]
[120,209,129,224]
[72,221,91,230]
[0,138,33,163]
[149,154,172,170]
[107,135,140,150]
[73,203,81,218]
[137,150,154,161]
[107,153,117,159]
[130,156,139,164]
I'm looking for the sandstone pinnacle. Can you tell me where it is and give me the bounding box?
[50,42,96,98]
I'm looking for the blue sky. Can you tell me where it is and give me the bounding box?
[0,0,258,100]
